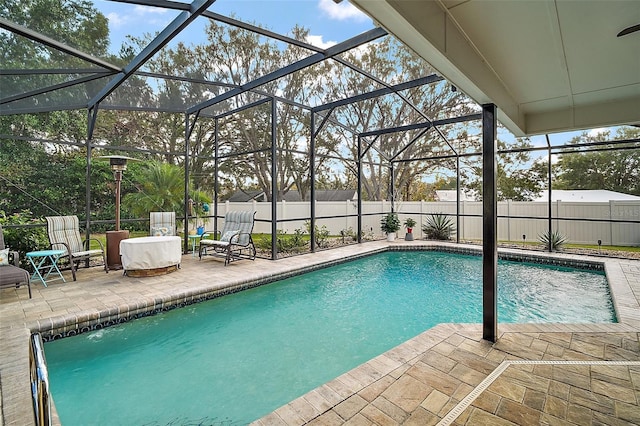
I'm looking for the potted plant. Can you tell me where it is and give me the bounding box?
[403,217,416,241]
[380,212,401,242]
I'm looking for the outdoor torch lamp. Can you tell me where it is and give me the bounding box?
[99,155,136,269]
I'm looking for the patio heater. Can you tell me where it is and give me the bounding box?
[100,155,136,270]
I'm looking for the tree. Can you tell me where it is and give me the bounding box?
[461,138,547,201]
[122,162,210,217]
[0,1,116,226]
[408,175,457,201]
[196,24,329,202]
[554,127,640,195]
[99,24,330,202]
[0,141,117,222]
[320,36,475,201]
[0,0,111,149]
[103,25,475,204]
[0,0,109,62]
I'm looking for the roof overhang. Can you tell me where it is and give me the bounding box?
[350,0,640,136]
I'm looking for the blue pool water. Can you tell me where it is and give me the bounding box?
[45,251,614,425]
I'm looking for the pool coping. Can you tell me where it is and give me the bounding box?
[253,322,639,425]
[31,244,634,341]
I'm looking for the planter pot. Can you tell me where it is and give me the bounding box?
[386,232,396,242]
[405,232,414,241]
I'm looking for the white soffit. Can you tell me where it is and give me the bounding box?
[351,0,640,136]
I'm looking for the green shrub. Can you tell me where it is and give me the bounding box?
[284,228,308,251]
[0,210,49,268]
[422,213,455,240]
[340,227,357,242]
[305,221,330,248]
[252,234,272,251]
[340,226,376,242]
[253,229,309,254]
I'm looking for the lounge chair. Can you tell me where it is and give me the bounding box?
[150,212,176,236]
[45,216,108,281]
[0,224,31,298]
[199,211,256,265]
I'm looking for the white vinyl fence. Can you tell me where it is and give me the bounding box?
[201,200,640,247]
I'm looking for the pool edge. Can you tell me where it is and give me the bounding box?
[32,244,623,341]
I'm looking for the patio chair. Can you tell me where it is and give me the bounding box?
[199,211,256,266]
[150,211,176,236]
[0,224,31,298]
[45,216,108,281]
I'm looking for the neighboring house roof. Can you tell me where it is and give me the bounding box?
[281,191,303,202]
[315,190,358,202]
[282,190,357,202]
[227,190,266,202]
[532,190,640,203]
[227,189,358,202]
[435,190,477,202]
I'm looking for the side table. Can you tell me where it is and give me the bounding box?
[120,236,182,276]
[26,249,66,287]
[188,233,208,258]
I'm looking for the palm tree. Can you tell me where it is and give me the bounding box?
[123,162,210,217]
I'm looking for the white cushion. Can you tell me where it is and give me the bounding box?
[220,230,239,242]
[200,239,229,247]
[151,226,173,237]
[71,249,104,258]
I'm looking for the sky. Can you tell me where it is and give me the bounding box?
[96,0,375,54]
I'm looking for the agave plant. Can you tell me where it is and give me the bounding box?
[422,213,455,240]
[538,230,568,251]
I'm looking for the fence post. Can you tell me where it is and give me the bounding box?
[252,200,258,232]
[420,200,425,239]
[507,199,512,242]
[461,200,465,240]
[554,200,560,250]
[281,200,287,232]
[345,200,349,231]
[609,200,614,246]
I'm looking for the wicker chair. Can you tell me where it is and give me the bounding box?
[0,224,31,298]
[199,211,256,266]
[45,216,108,281]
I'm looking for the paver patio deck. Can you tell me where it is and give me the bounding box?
[1,241,639,425]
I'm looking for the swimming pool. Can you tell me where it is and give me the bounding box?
[45,250,614,424]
